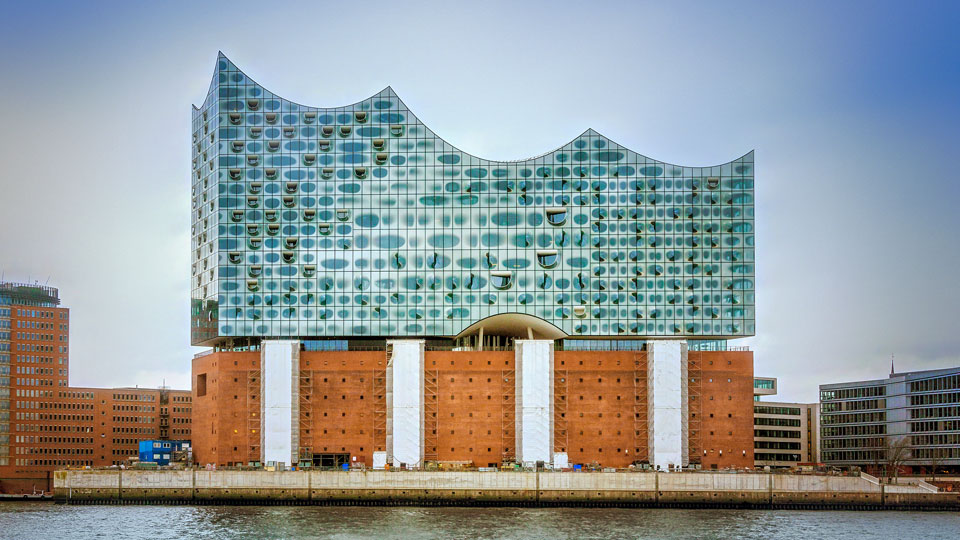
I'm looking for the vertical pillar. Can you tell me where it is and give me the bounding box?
[515,340,554,467]
[261,340,299,468]
[647,340,688,470]
[386,340,424,468]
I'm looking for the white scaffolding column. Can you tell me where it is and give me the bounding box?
[647,340,688,470]
[515,340,554,467]
[386,340,424,468]
[261,340,299,468]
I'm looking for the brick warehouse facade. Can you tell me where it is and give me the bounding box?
[0,282,192,494]
[191,346,753,470]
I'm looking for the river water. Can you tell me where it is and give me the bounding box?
[0,503,956,539]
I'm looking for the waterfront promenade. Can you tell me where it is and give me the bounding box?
[54,470,959,509]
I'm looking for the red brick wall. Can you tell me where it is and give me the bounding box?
[190,351,260,467]
[696,351,755,469]
[428,350,513,467]
[303,351,381,466]
[189,348,755,471]
[556,350,645,467]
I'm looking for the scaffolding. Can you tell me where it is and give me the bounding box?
[423,370,439,462]
[633,352,649,463]
[501,369,516,463]
[247,369,260,461]
[554,369,568,453]
[299,369,313,460]
[688,352,703,465]
[373,347,388,453]
[158,389,170,440]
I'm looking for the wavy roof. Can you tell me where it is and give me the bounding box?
[197,53,753,172]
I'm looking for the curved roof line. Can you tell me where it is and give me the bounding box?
[208,52,753,169]
[455,312,569,341]
[209,52,392,113]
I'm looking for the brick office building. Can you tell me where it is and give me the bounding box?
[0,282,192,493]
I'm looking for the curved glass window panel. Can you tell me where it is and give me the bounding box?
[546,208,567,226]
[536,250,559,268]
[490,272,513,290]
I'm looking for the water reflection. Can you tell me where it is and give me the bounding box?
[0,504,956,540]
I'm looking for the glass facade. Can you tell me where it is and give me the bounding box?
[191,54,756,346]
[820,368,960,466]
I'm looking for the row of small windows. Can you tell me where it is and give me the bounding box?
[822,438,883,449]
[754,430,800,439]
[910,420,960,432]
[12,309,63,320]
[754,417,801,427]
[821,412,886,425]
[914,448,960,459]
[754,406,800,416]
[820,399,886,413]
[909,392,960,406]
[754,441,801,450]
[112,394,156,402]
[909,406,960,419]
[910,375,960,393]
[754,453,802,462]
[820,386,885,401]
[911,434,960,446]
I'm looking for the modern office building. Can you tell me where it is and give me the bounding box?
[820,366,960,474]
[190,53,756,471]
[752,377,819,468]
[0,281,192,494]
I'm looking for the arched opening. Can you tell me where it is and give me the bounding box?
[454,313,568,350]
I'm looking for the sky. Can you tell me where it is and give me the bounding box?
[0,0,958,402]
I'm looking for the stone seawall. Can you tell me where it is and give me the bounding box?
[53,470,960,510]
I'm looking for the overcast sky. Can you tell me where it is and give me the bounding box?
[1,1,958,401]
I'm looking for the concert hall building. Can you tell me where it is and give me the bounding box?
[190,53,757,471]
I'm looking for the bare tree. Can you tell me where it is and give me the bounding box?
[882,436,912,483]
[929,448,947,484]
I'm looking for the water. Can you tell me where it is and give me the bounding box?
[0,503,956,539]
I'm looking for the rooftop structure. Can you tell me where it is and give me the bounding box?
[0,282,60,307]
[191,53,755,347]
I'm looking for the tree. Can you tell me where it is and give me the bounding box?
[882,436,911,483]
[929,447,948,483]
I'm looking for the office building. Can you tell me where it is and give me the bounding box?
[0,281,192,493]
[752,377,819,468]
[190,53,757,471]
[820,366,960,473]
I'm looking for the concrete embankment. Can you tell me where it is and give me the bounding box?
[53,470,960,510]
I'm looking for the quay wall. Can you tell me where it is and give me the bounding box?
[53,470,960,509]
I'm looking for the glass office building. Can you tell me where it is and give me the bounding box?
[191,54,755,347]
[820,367,960,471]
